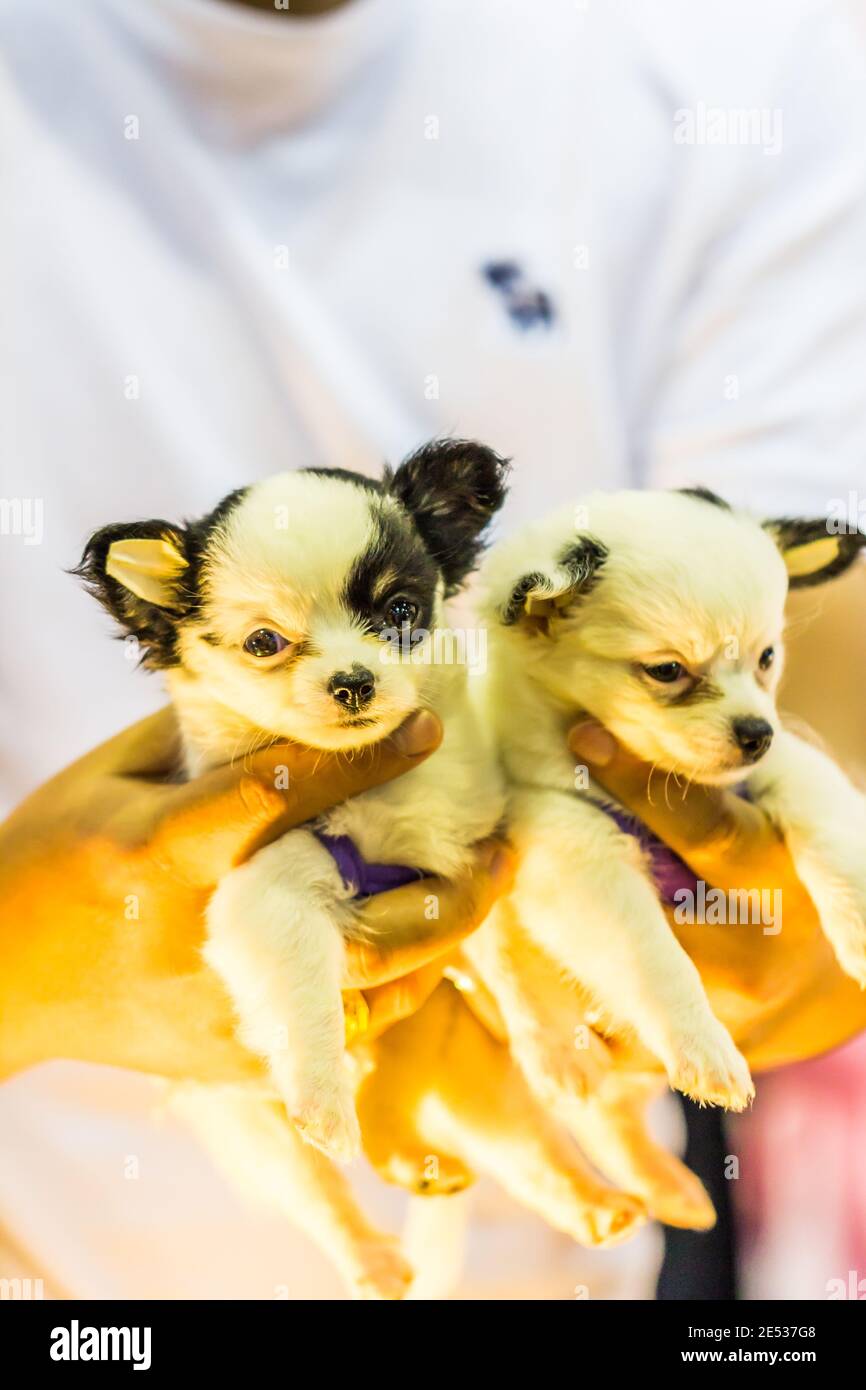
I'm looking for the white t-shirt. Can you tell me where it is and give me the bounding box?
[1,0,865,1299]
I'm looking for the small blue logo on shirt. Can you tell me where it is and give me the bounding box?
[482,261,554,330]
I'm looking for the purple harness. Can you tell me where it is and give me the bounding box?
[314,830,425,899]
[598,785,752,904]
[315,791,742,904]
[599,805,698,904]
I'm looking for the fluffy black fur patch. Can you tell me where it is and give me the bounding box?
[501,536,608,626]
[558,537,609,590]
[343,503,440,635]
[73,488,248,668]
[676,486,731,510]
[302,467,381,493]
[501,570,553,626]
[180,487,249,622]
[385,439,511,595]
[763,516,866,588]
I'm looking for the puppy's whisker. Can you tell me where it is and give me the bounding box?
[663,767,676,810]
[243,728,280,772]
[783,598,825,639]
[646,762,662,808]
[227,729,250,771]
[239,734,257,772]
[240,730,262,771]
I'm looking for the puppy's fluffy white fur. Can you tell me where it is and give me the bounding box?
[467,489,866,1115]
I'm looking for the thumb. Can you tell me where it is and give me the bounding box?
[157,709,443,882]
[567,718,771,862]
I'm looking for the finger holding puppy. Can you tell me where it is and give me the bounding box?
[345,839,514,989]
[566,716,823,960]
[567,718,784,884]
[0,706,471,1084]
[152,708,444,884]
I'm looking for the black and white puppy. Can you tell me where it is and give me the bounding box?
[78,441,508,1164]
[469,489,866,1120]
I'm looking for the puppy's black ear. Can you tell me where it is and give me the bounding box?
[73,519,190,666]
[386,439,511,593]
[501,537,608,628]
[763,517,865,588]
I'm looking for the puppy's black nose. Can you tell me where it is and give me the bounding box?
[731,716,774,762]
[328,665,376,712]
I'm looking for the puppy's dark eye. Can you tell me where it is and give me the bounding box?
[385,597,419,628]
[759,646,775,671]
[642,661,685,684]
[243,628,289,658]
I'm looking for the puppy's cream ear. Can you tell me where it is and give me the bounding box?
[501,537,607,627]
[763,517,865,588]
[106,536,189,607]
[73,519,191,667]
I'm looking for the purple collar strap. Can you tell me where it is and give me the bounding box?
[314,830,425,899]
[319,814,695,905]
[599,804,697,905]
[315,785,748,905]
[598,785,751,904]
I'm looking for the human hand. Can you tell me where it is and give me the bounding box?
[0,707,511,1084]
[567,719,866,1070]
[435,719,866,1232]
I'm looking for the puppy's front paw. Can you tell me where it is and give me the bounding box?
[291,1079,361,1163]
[665,1023,754,1112]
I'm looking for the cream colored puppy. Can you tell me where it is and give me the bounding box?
[74,442,513,1298]
[77,442,508,1164]
[468,489,866,1116]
